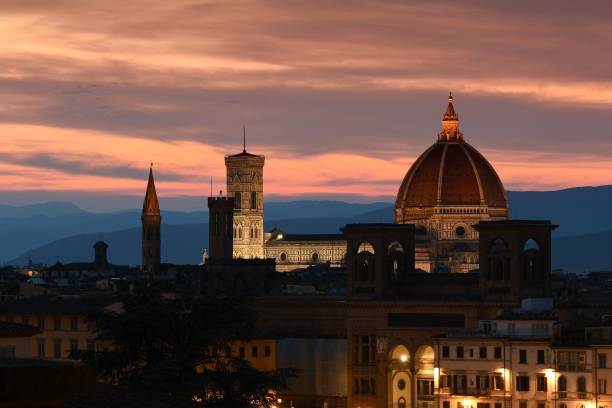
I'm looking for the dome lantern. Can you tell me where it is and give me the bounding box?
[438,92,464,142]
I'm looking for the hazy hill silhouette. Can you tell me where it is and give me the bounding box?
[6,185,612,272]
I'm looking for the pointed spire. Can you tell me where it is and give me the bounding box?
[438,92,464,142]
[142,164,160,216]
[443,92,459,121]
[243,124,246,153]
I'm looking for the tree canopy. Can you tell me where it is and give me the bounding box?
[78,288,294,407]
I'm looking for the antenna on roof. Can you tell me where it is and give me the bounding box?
[243,125,246,153]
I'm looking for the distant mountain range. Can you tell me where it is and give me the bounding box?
[12,219,612,274]
[4,185,612,272]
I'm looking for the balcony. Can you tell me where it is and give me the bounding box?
[553,391,593,400]
[391,402,434,408]
[443,387,491,397]
[557,363,590,372]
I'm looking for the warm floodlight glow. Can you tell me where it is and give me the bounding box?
[400,354,408,362]
[462,399,473,408]
[545,368,555,379]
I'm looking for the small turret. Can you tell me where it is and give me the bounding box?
[93,241,108,266]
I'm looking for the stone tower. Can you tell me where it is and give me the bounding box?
[141,166,161,270]
[207,194,235,260]
[474,220,557,302]
[225,135,265,259]
[93,241,108,267]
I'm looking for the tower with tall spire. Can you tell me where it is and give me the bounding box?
[141,165,161,271]
[224,128,265,259]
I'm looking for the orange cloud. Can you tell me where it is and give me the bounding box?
[1,1,612,202]
[1,124,612,201]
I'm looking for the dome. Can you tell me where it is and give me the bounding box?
[395,94,508,221]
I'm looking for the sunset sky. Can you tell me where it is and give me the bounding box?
[1,1,612,210]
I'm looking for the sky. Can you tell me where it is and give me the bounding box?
[1,0,612,211]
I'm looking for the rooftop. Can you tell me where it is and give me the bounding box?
[0,296,116,316]
[267,233,345,243]
[0,321,39,338]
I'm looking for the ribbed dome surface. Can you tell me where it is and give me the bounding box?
[395,141,507,209]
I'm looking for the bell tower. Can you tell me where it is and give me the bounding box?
[224,129,265,259]
[141,165,161,271]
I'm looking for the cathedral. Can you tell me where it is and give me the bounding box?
[135,94,612,408]
[216,94,509,274]
[396,94,508,273]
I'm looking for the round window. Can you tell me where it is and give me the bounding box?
[280,253,287,262]
[397,379,406,390]
[455,226,466,236]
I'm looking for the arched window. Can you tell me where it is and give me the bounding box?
[523,238,541,280]
[489,238,509,281]
[388,241,404,281]
[311,252,319,263]
[558,376,567,399]
[279,253,287,262]
[251,191,257,209]
[234,192,241,209]
[358,242,375,254]
[360,260,369,281]
[355,242,375,282]
[577,376,587,397]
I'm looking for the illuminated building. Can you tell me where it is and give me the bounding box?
[0,297,116,360]
[228,95,510,275]
[395,94,508,273]
[225,140,266,259]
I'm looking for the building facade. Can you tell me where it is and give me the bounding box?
[264,229,347,272]
[0,298,116,360]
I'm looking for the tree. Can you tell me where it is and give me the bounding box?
[78,288,294,407]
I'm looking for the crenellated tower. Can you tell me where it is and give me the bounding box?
[225,131,265,259]
[141,165,161,270]
[207,194,235,261]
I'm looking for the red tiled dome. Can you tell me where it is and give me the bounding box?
[395,94,507,214]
